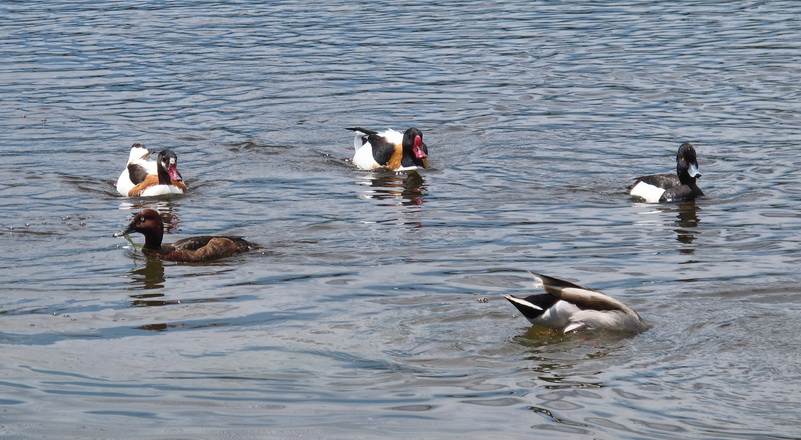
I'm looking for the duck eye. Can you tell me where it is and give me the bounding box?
[140,216,146,222]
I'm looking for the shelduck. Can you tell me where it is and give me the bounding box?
[348,127,429,171]
[117,148,187,197]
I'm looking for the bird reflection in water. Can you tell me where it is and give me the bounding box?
[118,200,182,232]
[356,171,427,206]
[673,201,701,254]
[128,256,166,291]
[127,257,174,308]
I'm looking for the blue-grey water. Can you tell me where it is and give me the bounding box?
[2,1,801,438]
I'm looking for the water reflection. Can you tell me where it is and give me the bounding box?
[119,199,181,234]
[136,323,172,332]
[355,171,427,206]
[512,327,633,389]
[117,200,182,232]
[129,292,169,308]
[632,201,702,255]
[127,256,165,290]
[674,201,701,253]
[134,320,232,332]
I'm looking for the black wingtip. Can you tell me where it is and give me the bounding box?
[346,127,378,135]
[504,294,540,318]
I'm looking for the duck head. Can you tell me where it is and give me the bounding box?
[114,209,164,250]
[158,150,183,182]
[402,128,429,168]
[676,142,701,184]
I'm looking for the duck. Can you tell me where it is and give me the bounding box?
[348,127,429,171]
[117,149,187,197]
[504,272,647,333]
[114,209,257,262]
[628,142,704,203]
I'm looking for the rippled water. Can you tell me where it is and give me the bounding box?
[2,1,801,438]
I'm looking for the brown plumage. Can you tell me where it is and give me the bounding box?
[114,209,256,262]
[385,143,405,171]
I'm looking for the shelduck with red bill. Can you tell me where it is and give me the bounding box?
[114,209,257,262]
[116,146,187,197]
[348,127,429,171]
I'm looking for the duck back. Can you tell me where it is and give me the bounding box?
[145,236,254,262]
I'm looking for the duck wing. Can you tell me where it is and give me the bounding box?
[159,236,253,262]
[347,127,399,165]
[173,236,251,251]
[628,173,679,190]
[531,272,630,312]
[347,127,379,151]
[127,163,151,185]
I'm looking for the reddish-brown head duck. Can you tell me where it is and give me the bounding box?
[114,209,256,262]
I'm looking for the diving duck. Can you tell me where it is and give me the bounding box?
[629,142,704,203]
[114,209,256,262]
[504,272,647,333]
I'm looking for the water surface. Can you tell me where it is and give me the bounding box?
[2,1,801,438]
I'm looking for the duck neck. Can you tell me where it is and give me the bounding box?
[677,164,694,186]
[141,228,164,251]
[678,171,704,196]
[679,174,696,186]
[157,161,172,185]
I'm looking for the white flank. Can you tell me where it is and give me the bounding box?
[350,128,403,171]
[116,172,135,196]
[629,181,665,203]
[352,143,379,170]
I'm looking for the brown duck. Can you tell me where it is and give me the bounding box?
[114,209,256,262]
